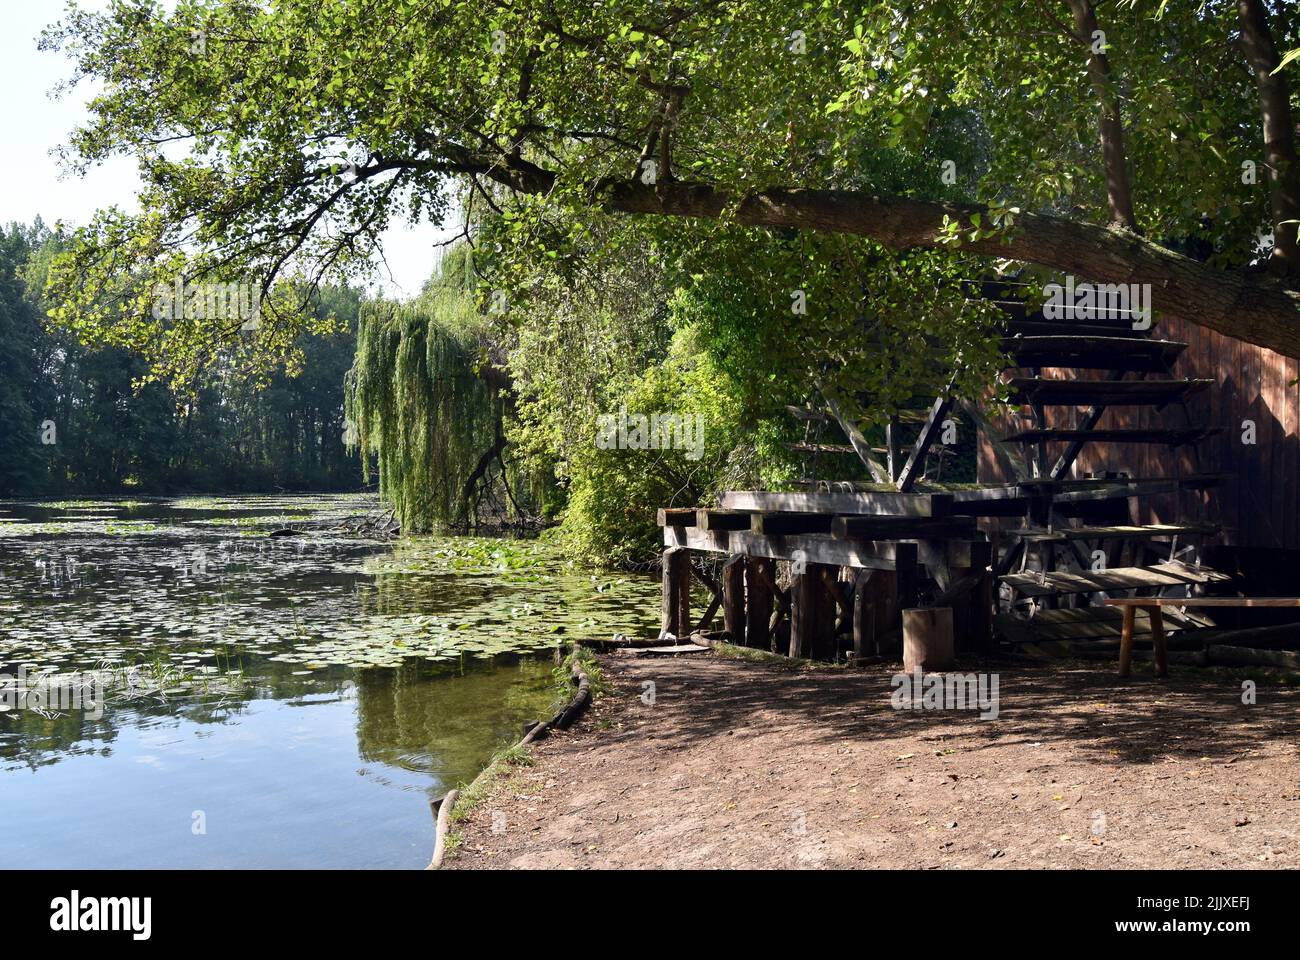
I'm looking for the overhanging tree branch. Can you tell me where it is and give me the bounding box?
[450,161,1300,357]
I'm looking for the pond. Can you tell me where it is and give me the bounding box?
[0,495,660,868]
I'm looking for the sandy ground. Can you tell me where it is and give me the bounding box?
[447,650,1300,869]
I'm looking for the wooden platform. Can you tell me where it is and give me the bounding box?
[1008,523,1219,542]
[1005,378,1213,407]
[1001,335,1187,372]
[1001,561,1231,598]
[1002,427,1221,446]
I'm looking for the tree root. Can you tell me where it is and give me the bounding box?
[425,788,460,871]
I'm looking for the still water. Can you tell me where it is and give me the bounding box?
[0,495,658,868]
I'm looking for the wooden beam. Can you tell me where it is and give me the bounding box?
[720,490,954,517]
[752,512,835,536]
[885,418,899,483]
[946,540,992,655]
[784,441,858,455]
[692,562,721,600]
[896,541,920,613]
[832,515,977,540]
[696,592,721,633]
[897,393,954,492]
[819,384,890,483]
[789,571,816,658]
[665,525,981,570]
[950,498,1030,518]
[656,507,698,527]
[696,509,752,531]
[959,398,1028,482]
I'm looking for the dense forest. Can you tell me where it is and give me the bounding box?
[0,220,362,496]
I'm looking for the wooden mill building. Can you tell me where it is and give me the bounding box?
[657,283,1300,659]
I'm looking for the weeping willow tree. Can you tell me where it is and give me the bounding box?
[345,289,508,533]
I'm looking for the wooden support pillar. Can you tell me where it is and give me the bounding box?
[951,541,993,655]
[661,547,691,639]
[852,569,876,660]
[870,570,899,654]
[866,541,919,655]
[1150,607,1168,678]
[722,555,746,644]
[790,567,811,658]
[789,570,816,659]
[745,557,774,650]
[811,563,838,661]
[896,541,920,615]
[974,553,995,655]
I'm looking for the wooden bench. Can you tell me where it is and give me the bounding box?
[1103,597,1300,677]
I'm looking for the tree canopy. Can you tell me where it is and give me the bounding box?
[41,0,1300,372]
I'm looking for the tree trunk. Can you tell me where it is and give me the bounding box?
[1066,0,1139,231]
[1238,0,1300,272]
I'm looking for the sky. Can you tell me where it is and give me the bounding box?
[0,0,455,298]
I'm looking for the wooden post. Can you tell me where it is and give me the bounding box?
[745,557,774,649]
[1118,604,1136,677]
[974,557,995,655]
[852,569,876,661]
[812,564,838,660]
[896,541,919,614]
[951,541,993,654]
[903,607,955,672]
[661,547,691,640]
[722,555,746,645]
[789,570,816,659]
[1149,605,1168,678]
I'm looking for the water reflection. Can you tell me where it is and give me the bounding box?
[0,495,655,867]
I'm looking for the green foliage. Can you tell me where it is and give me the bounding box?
[659,223,1006,425]
[550,327,745,566]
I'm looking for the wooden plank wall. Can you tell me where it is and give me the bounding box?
[978,315,1300,550]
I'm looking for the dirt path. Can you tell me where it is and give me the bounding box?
[447,650,1300,869]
